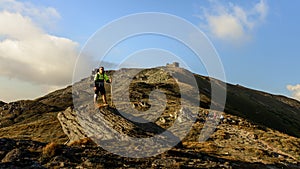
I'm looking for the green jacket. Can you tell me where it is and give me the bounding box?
[94,72,109,87]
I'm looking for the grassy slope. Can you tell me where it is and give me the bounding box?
[224,83,300,137]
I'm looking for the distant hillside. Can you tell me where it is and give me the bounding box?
[0,101,5,107]
[34,85,73,110]
[225,83,300,137]
[185,71,300,138]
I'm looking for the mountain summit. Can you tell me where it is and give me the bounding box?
[0,66,299,168]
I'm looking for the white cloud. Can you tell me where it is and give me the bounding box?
[287,84,300,101]
[254,0,268,21]
[206,14,248,42]
[199,0,268,44]
[0,11,79,86]
[0,0,94,102]
[0,1,94,103]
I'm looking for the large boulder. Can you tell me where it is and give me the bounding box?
[57,107,87,145]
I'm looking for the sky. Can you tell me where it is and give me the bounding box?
[0,0,300,103]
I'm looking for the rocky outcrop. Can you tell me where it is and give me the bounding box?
[57,107,87,145]
[58,105,182,153]
[56,97,300,166]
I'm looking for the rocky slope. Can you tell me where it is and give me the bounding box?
[0,66,300,168]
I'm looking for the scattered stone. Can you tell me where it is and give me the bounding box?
[2,148,24,162]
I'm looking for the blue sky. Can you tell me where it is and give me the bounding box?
[0,0,300,102]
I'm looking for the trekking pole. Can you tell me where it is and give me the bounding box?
[110,77,113,107]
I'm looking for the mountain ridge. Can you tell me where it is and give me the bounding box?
[0,66,300,168]
[1,67,300,138]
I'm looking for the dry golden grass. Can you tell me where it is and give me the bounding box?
[0,112,68,144]
[68,137,96,147]
[42,142,60,158]
[183,141,218,153]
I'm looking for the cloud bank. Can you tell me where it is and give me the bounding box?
[0,0,80,86]
[198,0,268,44]
[287,84,300,101]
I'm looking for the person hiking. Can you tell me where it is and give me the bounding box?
[94,66,111,105]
